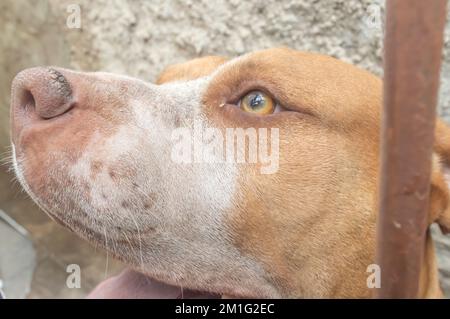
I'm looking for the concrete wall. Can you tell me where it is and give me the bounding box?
[0,0,449,296]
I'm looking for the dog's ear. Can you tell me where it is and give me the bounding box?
[156,56,228,84]
[430,119,450,234]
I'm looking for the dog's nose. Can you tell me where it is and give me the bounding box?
[11,67,74,121]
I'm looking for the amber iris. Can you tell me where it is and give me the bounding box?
[240,91,275,115]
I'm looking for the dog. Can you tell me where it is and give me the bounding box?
[9,48,450,298]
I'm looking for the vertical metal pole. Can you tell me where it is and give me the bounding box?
[376,0,447,298]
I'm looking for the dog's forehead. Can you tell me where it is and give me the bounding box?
[202,48,382,130]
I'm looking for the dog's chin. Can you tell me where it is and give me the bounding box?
[12,148,248,299]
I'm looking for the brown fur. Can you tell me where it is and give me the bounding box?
[158,48,450,298]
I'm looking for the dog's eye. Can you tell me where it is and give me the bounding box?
[239,91,275,115]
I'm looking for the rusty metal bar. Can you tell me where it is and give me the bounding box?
[375,0,447,298]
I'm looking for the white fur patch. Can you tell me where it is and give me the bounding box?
[50,75,279,297]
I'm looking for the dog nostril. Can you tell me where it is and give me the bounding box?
[12,67,75,120]
[20,89,36,113]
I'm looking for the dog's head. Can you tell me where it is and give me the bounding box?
[10,48,450,297]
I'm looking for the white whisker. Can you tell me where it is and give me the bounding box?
[128,211,145,271]
[103,227,110,281]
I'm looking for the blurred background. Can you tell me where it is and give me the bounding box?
[0,0,449,298]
